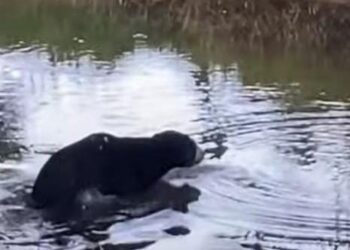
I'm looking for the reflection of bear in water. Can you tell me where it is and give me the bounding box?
[31,131,204,209]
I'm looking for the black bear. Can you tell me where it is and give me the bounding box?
[31,130,204,209]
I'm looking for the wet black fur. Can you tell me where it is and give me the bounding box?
[31,131,200,209]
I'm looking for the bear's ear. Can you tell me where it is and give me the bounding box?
[152,130,188,145]
[152,130,180,139]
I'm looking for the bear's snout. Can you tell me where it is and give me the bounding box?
[194,146,204,165]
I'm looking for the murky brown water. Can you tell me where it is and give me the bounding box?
[1,1,350,250]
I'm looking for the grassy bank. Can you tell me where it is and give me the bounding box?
[0,0,349,102]
[6,0,349,59]
[64,0,350,53]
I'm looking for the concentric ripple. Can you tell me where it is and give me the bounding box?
[0,43,350,250]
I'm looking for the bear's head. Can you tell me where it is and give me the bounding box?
[153,130,204,168]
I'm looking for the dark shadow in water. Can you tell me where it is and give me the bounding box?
[90,241,156,250]
[203,134,228,160]
[42,180,200,222]
[83,225,191,250]
[1,180,200,249]
[85,226,191,250]
[0,88,28,163]
[240,243,263,250]
[191,67,229,160]
[163,225,190,236]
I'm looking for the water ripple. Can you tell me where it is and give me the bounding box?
[0,45,350,250]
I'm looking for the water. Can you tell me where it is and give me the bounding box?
[1,1,350,249]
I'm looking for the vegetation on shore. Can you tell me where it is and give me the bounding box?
[0,0,349,102]
[64,0,350,53]
[2,0,350,60]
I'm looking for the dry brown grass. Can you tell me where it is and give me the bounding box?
[119,0,350,52]
[40,0,350,57]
